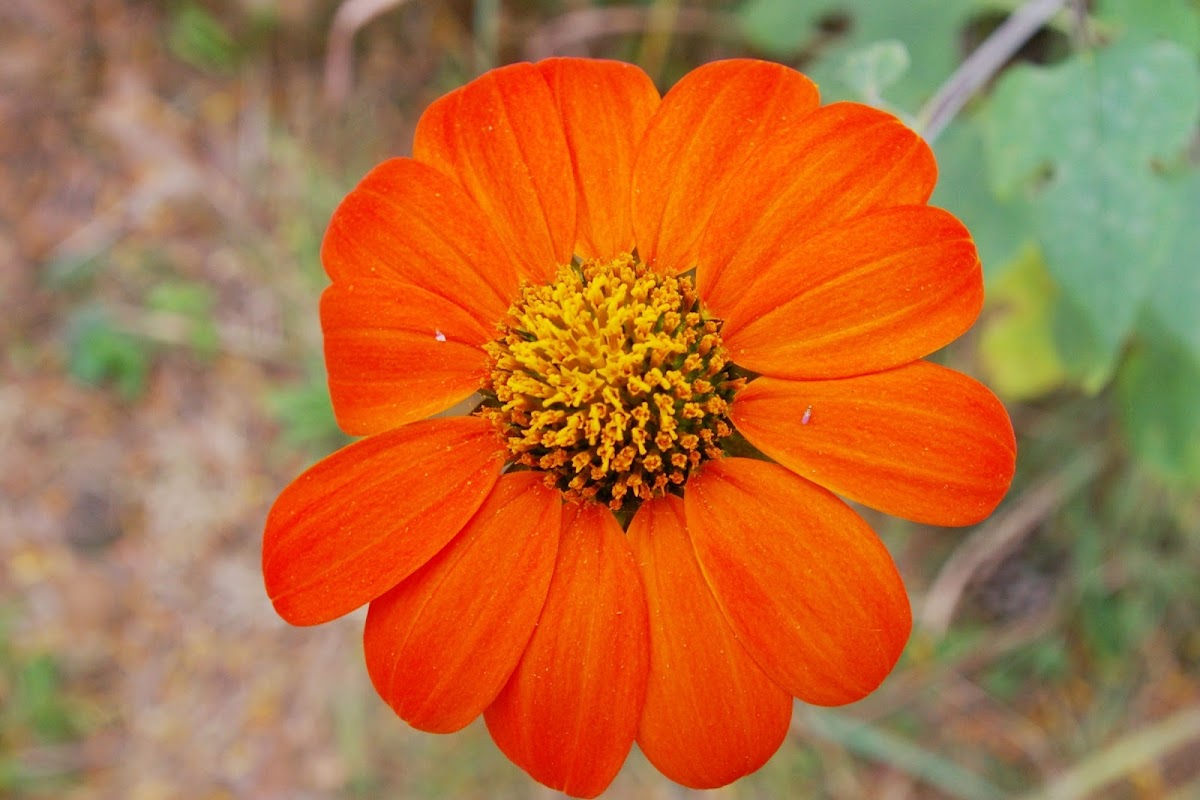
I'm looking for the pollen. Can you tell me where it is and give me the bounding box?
[479,253,744,512]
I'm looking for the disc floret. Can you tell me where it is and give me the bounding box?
[479,253,743,512]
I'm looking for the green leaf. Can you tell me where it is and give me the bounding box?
[17,656,77,742]
[1116,323,1200,485]
[931,120,1032,279]
[267,362,349,456]
[977,245,1067,400]
[982,638,1068,699]
[1049,295,1115,391]
[983,41,1200,373]
[737,0,980,106]
[837,40,911,104]
[1145,172,1200,358]
[146,280,214,317]
[147,280,220,357]
[736,0,806,57]
[1096,0,1200,52]
[67,308,152,399]
[1078,586,1148,665]
[168,4,238,74]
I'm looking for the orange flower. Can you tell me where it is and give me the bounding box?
[263,58,1016,797]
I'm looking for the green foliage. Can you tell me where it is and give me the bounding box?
[981,637,1069,698]
[736,1,1200,486]
[977,246,1067,400]
[1145,173,1200,358]
[931,120,1032,278]
[147,280,220,357]
[1065,462,1197,672]
[983,41,1200,383]
[66,282,224,399]
[836,40,911,106]
[267,362,350,457]
[67,307,152,399]
[44,249,106,291]
[168,3,238,74]
[1116,325,1200,484]
[0,619,84,795]
[1096,0,1200,50]
[738,0,979,104]
[9,656,76,743]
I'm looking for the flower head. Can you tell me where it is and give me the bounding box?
[263,58,1016,797]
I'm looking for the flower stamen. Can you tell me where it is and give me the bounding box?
[479,254,743,512]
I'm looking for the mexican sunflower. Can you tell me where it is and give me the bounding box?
[263,58,1016,797]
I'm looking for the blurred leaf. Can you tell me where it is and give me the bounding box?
[15,656,76,742]
[146,280,213,317]
[147,280,220,356]
[1096,0,1200,52]
[1145,173,1200,358]
[168,4,238,74]
[0,631,82,794]
[982,638,1068,699]
[267,364,349,456]
[1048,295,1115,392]
[67,308,152,399]
[837,39,911,103]
[983,41,1200,373]
[736,0,980,106]
[736,0,814,58]
[44,251,105,290]
[978,245,1067,400]
[1116,325,1200,485]
[932,120,1032,278]
[1079,587,1150,665]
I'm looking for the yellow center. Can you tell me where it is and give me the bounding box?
[479,253,743,512]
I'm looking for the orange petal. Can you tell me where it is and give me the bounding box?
[262,417,505,626]
[321,158,521,328]
[413,62,576,280]
[685,458,911,706]
[628,496,792,789]
[631,59,820,273]
[484,502,648,798]
[721,206,983,378]
[697,102,936,315]
[731,362,1017,527]
[363,473,561,733]
[537,58,661,260]
[320,281,490,435]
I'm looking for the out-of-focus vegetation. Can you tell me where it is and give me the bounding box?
[2,0,1198,798]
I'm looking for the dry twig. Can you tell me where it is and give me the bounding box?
[918,0,1070,141]
[1020,708,1200,800]
[324,0,415,107]
[920,446,1104,636]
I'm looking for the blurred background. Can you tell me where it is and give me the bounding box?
[2,0,1198,798]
